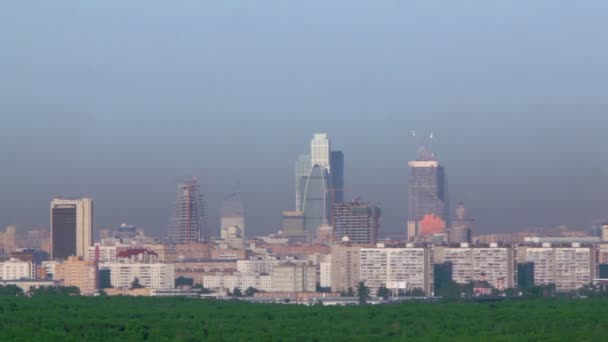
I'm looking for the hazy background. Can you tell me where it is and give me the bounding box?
[1,1,607,237]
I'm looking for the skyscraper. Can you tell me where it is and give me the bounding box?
[450,202,473,243]
[51,198,93,260]
[407,146,448,240]
[330,151,344,205]
[221,191,245,233]
[303,164,331,234]
[168,179,207,244]
[294,133,345,238]
[333,200,381,244]
[310,133,331,171]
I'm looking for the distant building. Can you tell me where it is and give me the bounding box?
[54,256,98,295]
[516,244,595,291]
[450,202,473,243]
[330,244,366,293]
[219,226,245,249]
[0,226,17,254]
[294,134,345,239]
[221,191,245,236]
[281,211,309,244]
[406,147,448,240]
[51,198,93,260]
[434,244,515,290]
[333,200,381,244]
[99,262,175,290]
[360,247,434,295]
[271,262,317,293]
[0,258,33,280]
[203,273,272,293]
[168,179,207,243]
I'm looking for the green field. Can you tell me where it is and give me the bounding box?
[0,296,607,341]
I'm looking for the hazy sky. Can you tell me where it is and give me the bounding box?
[1,1,607,238]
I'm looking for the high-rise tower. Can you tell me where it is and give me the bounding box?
[51,198,93,260]
[168,179,207,243]
[221,190,245,234]
[407,146,448,240]
[294,133,345,238]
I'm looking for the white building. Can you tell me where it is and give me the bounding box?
[271,262,317,292]
[319,258,332,288]
[311,133,331,171]
[360,247,433,295]
[100,262,175,289]
[87,243,121,263]
[0,259,33,280]
[435,244,515,289]
[202,273,272,292]
[51,197,93,259]
[220,226,245,250]
[236,259,278,275]
[517,244,595,291]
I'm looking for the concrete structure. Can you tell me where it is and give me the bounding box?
[330,244,366,292]
[319,257,332,288]
[237,259,278,275]
[516,244,595,291]
[281,211,309,244]
[360,247,433,295]
[450,203,473,243]
[333,200,381,244]
[0,225,17,254]
[434,244,515,290]
[271,262,316,292]
[407,147,448,240]
[202,273,272,292]
[168,179,207,243]
[51,198,93,259]
[99,262,175,290]
[294,133,344,239]
[220,226,244,249]
[0,258,33,280]
[221,191,245,236]
[54,256,98,295]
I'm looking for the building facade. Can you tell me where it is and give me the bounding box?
[0,259,33,280]
[333,200,381,244]
[360,247,433,295]
[407,148,448,240]
[54,256,98,295]
[271,262,317,293]
[168,179,207,243]
[100,262,175,290]
[51,198,93,260]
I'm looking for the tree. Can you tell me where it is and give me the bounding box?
[31,286,80,297]
[131,277,143,290]
[405,288,426,297]
[0,285,24,297]
[377,284,390,300]
[193,284,212,294]
[244,287,260,297]
[357,281,370,305]
[346,287,355,297]
[175,276,194,288]
[232,287,243,297]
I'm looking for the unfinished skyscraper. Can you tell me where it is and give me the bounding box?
[168,179,207,243]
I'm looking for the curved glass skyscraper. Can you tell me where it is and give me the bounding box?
[302,164,330,234]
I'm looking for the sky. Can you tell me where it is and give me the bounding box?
[1,1,608,238]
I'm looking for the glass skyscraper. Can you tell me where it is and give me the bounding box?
[294,133,345,239]
[407,147,448,240]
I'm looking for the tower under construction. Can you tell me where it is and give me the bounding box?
[168,178,208,243]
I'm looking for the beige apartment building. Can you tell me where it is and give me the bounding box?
[54,256,98,295]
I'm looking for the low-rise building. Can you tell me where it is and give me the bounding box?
[0,258,33,280]
[99,262,175,290]
[54,256,98,295]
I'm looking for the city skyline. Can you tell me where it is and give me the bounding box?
[2,2,608,236]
